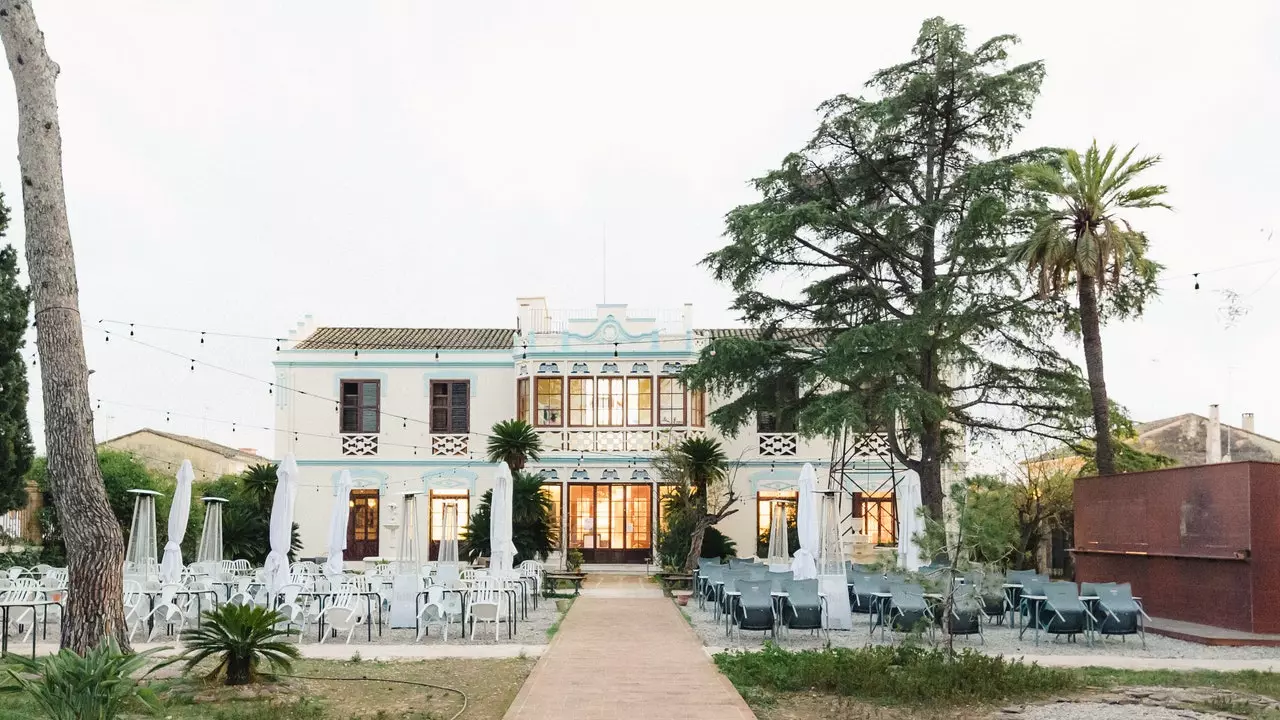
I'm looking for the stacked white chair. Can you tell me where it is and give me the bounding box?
[319,586,366,644]
[415,584,458,641]
[140,583,195,642]
[467,577,503,640]
[1,578,40,641]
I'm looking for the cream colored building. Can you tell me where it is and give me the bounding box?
[101,429,270,479]
[274,299,911,568]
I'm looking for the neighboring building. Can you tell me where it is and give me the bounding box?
[101,429,271,479]
[1136,406,1279,467]
[1023,405,1279,477]
[273,298,909,567]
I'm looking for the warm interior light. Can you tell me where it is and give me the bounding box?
[348,501,355,508]
[369,498,377,509]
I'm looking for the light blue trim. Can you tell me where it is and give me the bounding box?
[277,360,514,369]
[330,468,389,494]
[297,458,491,467]
[422,371,479,397]
[279,348,511,356]
[561,315,660,349]
[521,350,694,360]
[334,371,389,398]
[420,468,479,492]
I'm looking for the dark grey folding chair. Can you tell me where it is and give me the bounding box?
[1083,581,1147,648]
[945,585,984,643]
[850,571,884,614]
[1038,582,1094,645]
[732,580,776,641]
[780,579,826,642]
[889,582,935,642]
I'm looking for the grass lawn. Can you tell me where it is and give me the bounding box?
[0,656,537,720]
[717,645,1280,720]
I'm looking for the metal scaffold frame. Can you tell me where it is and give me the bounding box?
[827,426,903,545]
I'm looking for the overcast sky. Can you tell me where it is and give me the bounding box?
[2,1,1277,464]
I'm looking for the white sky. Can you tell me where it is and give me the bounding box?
[1,1,1277,463]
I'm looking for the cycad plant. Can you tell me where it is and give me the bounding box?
[0,639,166,720]
[486,419,542,473]
[1014,142,1169,476]
[178,604,300,686]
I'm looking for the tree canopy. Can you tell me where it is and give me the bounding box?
[0,192,34,515]
[687,17,1091,519]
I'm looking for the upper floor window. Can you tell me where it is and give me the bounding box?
[596,376,624,427]
[430,380,470,434]
[340,380,380,433]
[626,377,652,426]
[657,377,685,426]
[536,377,563,427]
[568,378,595,427]
[516,378,530,423]
[689,389,706,427]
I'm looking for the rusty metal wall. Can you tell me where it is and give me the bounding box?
[1073,462,1280,633]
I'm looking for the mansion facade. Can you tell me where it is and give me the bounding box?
[274,298,907,567]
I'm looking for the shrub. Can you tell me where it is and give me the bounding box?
[178,604,300,686]
[462,471,555,565]
[714,644,1080,705]
[0,638,166,720]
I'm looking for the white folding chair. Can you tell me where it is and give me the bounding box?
[319,587,366,644]
[273,583,311,640]
[142,583,192,642]
[467,578,503,640]
[416,584,458,641]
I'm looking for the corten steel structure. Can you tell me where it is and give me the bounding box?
[1074,461,1280,634]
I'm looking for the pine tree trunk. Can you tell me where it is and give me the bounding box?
[918,420,944,522]
[0,1,129,652]
[1077,274,1115,476]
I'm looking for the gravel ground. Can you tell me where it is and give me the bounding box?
[9,596,562,649]
[684,599,1280,661]
[1007,702,1211,719]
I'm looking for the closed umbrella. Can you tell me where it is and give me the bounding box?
[325,470,354,576]
[159,460,195,584]
[490,464,517,575]
[897,471,922,572]
[790,463,819,580]
[264,454,299,596]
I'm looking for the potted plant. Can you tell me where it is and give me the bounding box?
[566,548,583,573]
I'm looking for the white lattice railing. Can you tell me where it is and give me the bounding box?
[758,433,799,456]
[0,511,22,539]
[341,434,379,456]
[430,434,469,457]
[846,432,891,459]
[535,428,706,453]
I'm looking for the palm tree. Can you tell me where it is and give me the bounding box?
[241,463,278,513]
[1014,142,1169,476]
[676,436,728,570]
[486,419,542,473]
[462,471,555,564]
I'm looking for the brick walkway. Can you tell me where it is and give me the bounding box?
[504,576,756,720]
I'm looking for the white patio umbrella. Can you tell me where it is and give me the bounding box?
[439,502,459,565]
[489,464,518,575]
[324,470,354,576]
[790,463,819,580]
[159,460,195,583]
[264,454,299,596]
[897,470,923,572]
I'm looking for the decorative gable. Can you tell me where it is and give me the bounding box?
[537,362,560,374]
[571,363,590,374]
[630,363,649,374]
[661,361,683,374]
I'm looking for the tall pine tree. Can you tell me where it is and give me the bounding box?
[0,193,34,516]
[687,18,1091,520]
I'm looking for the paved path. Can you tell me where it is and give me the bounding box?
[505,576,756,720]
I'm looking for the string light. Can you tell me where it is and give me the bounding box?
[200,331,205,345]
[1194,273,1200,290]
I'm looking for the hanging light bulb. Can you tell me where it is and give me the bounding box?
[1193,272,1200,290]
[435,350,440,361]
[200,331,205,344]
[276,339,281,352]
[189,359,195,372]
[613,342,619,358]
[268,384,273,395]
[354,342,359,359]
[129,323,134,336]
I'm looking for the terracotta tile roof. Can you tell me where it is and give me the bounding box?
[695,327,825,344]
[102,429,269,462]
[294,327,515,351]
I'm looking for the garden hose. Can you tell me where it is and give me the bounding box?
[274,672,469,720]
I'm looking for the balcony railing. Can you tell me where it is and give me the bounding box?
[757,433,799,457]
[341,434,379,456]
[430,434,470,457]
[535,428,706,453]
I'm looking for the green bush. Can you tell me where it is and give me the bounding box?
[714,644,1081,705]
[178,604,300,686]
[0,638,166,719]
[657,484,736,569]
[463,470,555,565]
